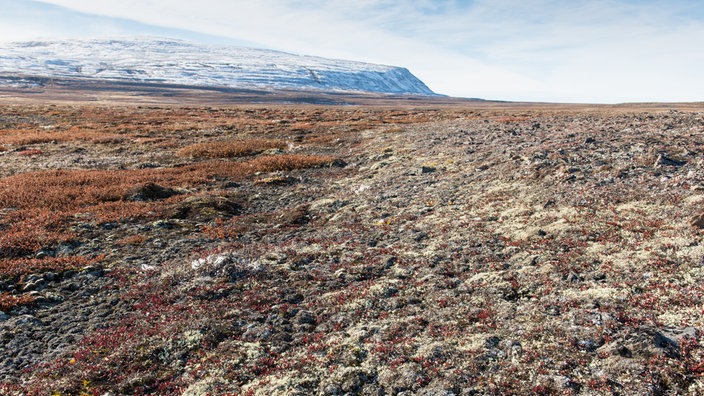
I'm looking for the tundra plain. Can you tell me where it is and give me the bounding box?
[0,93,703,395]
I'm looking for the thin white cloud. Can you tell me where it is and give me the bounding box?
[9,0,704,102]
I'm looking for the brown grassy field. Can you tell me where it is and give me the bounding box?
[0,91,703,395]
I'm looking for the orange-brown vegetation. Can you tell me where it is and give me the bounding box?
[0,153,334,277]
[0,256,98,280]
[15,149,43,156]
[0,126,128,146]
[0,209,74,259]
[0,104,371,288]
[176,139,287,158]
[0,154,333,211]
[116,234,147,247]
[0,293,35,312]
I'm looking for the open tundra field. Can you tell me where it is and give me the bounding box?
[1,99,704,395]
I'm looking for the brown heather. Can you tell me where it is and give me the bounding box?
[0,126,128,146]
[0,152,334,264]
[0,256,99,281]
[176,139,287,158]
[0,154,335,212]
[0,293,35,312]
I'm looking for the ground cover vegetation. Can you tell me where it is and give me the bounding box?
[0,103,703,394]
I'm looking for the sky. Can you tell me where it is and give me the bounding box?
[1,0,703,103]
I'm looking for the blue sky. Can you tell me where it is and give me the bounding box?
[1,0,703,103]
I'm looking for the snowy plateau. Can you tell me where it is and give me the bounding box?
[0,38,436,96]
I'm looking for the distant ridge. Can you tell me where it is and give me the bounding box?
[0,38,437,96]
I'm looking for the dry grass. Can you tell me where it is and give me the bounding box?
[16,149,43,156]
[115,234,148,246]
[0,256,98,281]
[0,152,336,273]
[0,127,128,146]
[0,209,74,259]
[0,154,335,212]
[176,139,287,158]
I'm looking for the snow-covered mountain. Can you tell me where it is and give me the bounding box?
[0,38,436,95]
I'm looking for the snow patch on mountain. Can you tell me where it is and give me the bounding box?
[0,38,436,95]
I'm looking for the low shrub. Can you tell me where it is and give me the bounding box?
[0,256,100,280]
[115,235,147,246]
[16,149,43,156]
[0,128,128,146]
[176,139,287,158]
[0,293,35,312]
[0,155,335,212]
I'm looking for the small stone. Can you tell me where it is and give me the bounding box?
[22,280,44,292]
[690,213,704,229]
[485,336,501,349]
[420,166,436,174]
[330,159,347,168]
[654,331,680,357]
[63,282,81,292]
[41,292,64,303]
[82,266,104,277]
[545,306,561,316]
[24,274,43,283]
[476,164,490,171]
[528,256,540,266]
[577,339,599,352]
[413,231,428,242]
[101,222,118,230]
[617,345,633,358]
[654,154,686,168]
[294,310,316,325]
[152,220,173,229]
[136,162,159,169]
[567,272,583,283]
[12,315,43,327]
[259,252,287,265]
[43,272,58,282]
[592,272,607,281]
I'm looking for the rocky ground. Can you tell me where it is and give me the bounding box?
[0,103,704,395]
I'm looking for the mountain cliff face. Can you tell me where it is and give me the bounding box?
[0,38,436,95]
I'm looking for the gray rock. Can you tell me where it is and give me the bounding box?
[654,154,686,168]
[11,315,44,328]
[22,279,45,292]
[420,166,436,174]
[295,310,317,325]
[43,272,58,282]
[653,327,699,358]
